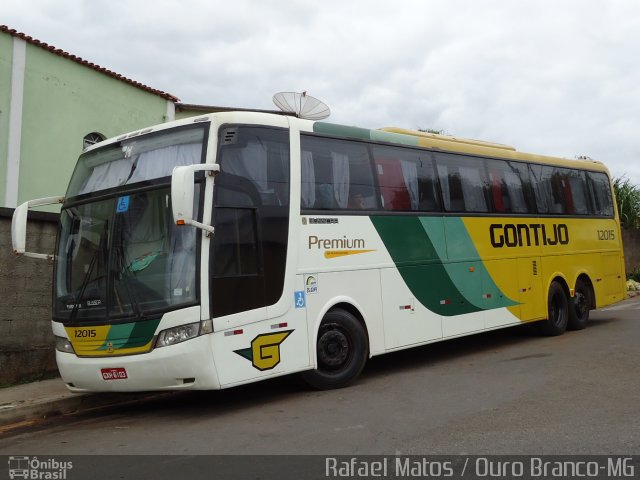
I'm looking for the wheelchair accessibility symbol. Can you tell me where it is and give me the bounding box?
[116,195,130,213]
[294,291,306,309]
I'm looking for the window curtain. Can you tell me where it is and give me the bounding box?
[79,143,202,195]
[301,150,316,208]
[459,166,487,212]
[128,143,201,184]
[503,169,527,212]
[567,174,588,214]
[437,164,451,210]
[79,158,133,195]
[400,159,419,210]
[332,152,350,208]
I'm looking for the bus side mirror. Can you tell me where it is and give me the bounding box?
[12,196,64,260]
[171,163,219,234]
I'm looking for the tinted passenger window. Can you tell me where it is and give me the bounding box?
[436,153,489,212]
[212,208,258,277]
[530,164,592,215]
[371,145,440,211]
[560,168,590,214]
[486,160,532,213]
[218,127,289,207]
[530,165,559,213]
[301,136,376,210]
[588,172,614,216]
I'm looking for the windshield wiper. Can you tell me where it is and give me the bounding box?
[69,222,108,324]
[113,243,145,321]
[123,154,140,184]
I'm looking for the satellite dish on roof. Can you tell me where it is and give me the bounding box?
[272,91,330,120]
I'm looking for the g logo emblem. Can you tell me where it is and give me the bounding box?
[234,330,293,371]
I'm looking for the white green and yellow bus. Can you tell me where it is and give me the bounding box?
[12,111,626,391]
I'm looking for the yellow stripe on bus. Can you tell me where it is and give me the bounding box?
[324,249,376,259]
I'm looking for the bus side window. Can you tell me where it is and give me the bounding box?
[587,171,614,217]
[301,148,337,209]
[371,145,439,212]
[436,153,489,213]
[489,169,509,213]
[374,156,412,211]
[301,150,317,209]
[530,164,554,214]
[218,127,290,207]
[563,169,590,215]
[212,207,259,277]
[486,159,530,214]
[300,135,376,211]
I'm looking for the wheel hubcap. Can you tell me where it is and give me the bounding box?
[574,290,588,317]
[317,327,349,368]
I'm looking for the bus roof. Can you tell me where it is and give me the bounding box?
[309,120,610,174]
[83,111,610,175]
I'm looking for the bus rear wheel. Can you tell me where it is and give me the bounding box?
[568,278,592,330]
[301,308,368,390]
[539,281,569,336]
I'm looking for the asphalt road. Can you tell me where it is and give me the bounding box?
[1,297,638,456]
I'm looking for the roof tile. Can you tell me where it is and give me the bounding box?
[1,25,179,102]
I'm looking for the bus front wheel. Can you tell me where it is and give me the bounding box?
[539,281,569,336]
[301,309,368,390]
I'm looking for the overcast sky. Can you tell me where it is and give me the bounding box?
[3,0,640,184]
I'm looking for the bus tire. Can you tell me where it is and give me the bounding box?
[568,278,592,330]
[301,308,368,390]
[539,281,569,336]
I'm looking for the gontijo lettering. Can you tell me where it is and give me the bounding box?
[490,223,569,248]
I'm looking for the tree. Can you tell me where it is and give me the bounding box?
[612,176,640,230]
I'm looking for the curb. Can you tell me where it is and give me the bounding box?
[0,382,173,432]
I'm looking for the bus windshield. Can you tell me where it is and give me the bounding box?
[67,127,205,198]
[55,186,201,323]
[54,126,205,323]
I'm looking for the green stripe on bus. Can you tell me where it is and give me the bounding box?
[97,323,134,350]
[313,122,422,148]
[313,122,372,140]
[370,129,420,147]
[97,318,160,350]
[371,216,516,315]
[371,216,477,316]
[120,318,161,349]
[424,217,517,310]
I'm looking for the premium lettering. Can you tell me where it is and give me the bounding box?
[308,235,365,250]
[490,223,569,248]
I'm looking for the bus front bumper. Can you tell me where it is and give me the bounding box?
[56,335,221,392]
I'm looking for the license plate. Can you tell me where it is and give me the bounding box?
[101,367,128,380]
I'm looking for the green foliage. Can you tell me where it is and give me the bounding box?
[629,268,640,283]
[613,176,640,230]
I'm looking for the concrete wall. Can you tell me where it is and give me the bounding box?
[0,209,57,385]
[622,228,640,277]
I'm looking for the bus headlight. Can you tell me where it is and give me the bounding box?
[156,320,213,348]
[55,336,75,354]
